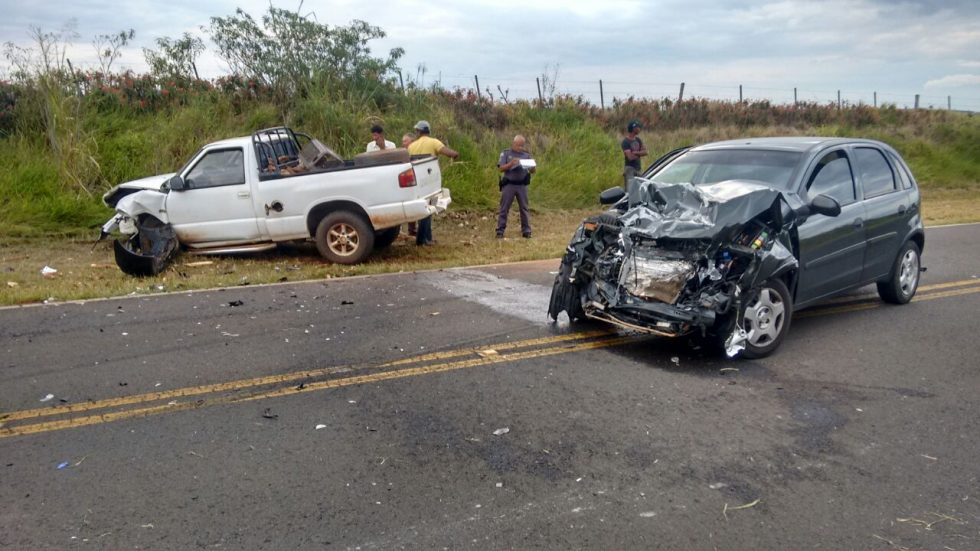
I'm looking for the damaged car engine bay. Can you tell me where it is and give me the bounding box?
[549,178,799,359]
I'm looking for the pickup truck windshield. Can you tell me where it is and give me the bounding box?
[650,149,802,190]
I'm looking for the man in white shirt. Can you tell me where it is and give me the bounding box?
[366,125,396,152]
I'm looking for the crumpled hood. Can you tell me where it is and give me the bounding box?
[102,172,175,207]
[622,179,788,243]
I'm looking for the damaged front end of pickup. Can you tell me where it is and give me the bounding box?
[548,179,799,358]
[99,184,178,277]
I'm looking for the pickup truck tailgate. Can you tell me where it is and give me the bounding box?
[412,157,442,197]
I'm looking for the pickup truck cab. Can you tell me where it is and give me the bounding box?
[101,127,451,276]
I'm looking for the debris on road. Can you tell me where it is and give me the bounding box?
[341,300,354,305]
[709,482,727,490]
[920,454,938,461]
[261,408,278,420]
[478,349,499,358]
[315,424,327,430]
[40,266,58,277]
[40,393,54,402]
[227,300,244,307]
[492,427,510,436]
[723,498,761,520]
[56,461,70,469]
[670,356,680,365]
[639,511,657,518]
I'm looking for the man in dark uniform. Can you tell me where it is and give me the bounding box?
[622,120,647,188]
[496,135,535,238]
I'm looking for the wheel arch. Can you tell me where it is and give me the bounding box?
[306,200,372,237]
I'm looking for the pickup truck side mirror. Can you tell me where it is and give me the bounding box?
[809,194,841,217]
[168,175,187,191]
[599,187,626,205]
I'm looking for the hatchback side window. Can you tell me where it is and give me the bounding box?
[854,147,896,198]
[185,149,246,189]
[888,152,914,190]
[807,151,856,205]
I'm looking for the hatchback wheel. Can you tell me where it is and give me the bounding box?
[877,241,920,304]
[738,278,792,359]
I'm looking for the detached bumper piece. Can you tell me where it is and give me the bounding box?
[113,218,179,277]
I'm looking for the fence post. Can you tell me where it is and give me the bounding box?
[793,87,797,106]
[599,79,605,109]
[837,90,841,109]
[398,71,405,93]
[474,75,481,100]
[678,82,685,103]
[536,77,543,106]
[739,84,742,103]
[914,94,920,109]
[873,91,877,107]
[948,96,951,110]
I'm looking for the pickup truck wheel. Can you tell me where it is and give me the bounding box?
[315,211,375,264]
[373,226,400,250]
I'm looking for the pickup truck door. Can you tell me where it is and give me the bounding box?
[166,147,262,246]
[795,148,867,305]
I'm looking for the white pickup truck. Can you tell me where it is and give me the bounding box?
[101,127,451,276]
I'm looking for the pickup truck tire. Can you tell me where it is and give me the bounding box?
[373,226,400,250]
[315,211,375,264]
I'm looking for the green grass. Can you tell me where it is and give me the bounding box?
[1,81,979,240]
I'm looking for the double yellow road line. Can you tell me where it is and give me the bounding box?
[2,278,978,440]
[0,330,634,440]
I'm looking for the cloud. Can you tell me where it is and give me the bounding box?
[924,74,980,88]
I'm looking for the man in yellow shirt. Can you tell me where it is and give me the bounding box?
[407,120,459,245]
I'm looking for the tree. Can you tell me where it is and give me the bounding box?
[207,6,403,101]
[93,29,135,75]
[143,33,205,80]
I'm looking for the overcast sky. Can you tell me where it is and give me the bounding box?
[3,0,979,110]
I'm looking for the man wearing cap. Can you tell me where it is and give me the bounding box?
[496,134,535,239]
[366,125,395,152]
[408,120,459,246]
[622,120,648,188]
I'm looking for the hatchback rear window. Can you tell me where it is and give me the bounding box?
[651,149,802,191]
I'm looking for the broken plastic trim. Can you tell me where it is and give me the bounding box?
[113,216,179,277]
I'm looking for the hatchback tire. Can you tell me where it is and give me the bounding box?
[877,241,921,304]
[737,278,792,359]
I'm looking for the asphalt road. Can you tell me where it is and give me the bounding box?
[2,224,979,550]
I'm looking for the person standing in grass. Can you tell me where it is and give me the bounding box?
[496,135,535,239]
[622,120,647,188]
[366,124,395,152]
[407,120,459,246]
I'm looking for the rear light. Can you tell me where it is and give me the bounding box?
[398,168,417,188]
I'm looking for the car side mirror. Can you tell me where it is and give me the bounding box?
[168,175,187,191]
[599,187,626,205]
[809,194,841,217]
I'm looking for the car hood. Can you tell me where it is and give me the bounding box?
[102,173,176,207]
[621,179,791,243]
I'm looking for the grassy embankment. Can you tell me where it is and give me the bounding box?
[1,84,979,305]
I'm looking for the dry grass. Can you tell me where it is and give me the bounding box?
[0,209,588,306]
[2,194,978,307]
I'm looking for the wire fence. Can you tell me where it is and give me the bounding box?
[422,73,980,113]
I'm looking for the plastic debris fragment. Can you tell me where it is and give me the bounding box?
[492,427,510,436]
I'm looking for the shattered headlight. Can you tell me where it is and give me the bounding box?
[619,250,696,304]
[118,217,137,235]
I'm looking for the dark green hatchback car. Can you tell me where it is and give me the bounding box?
[548,137,924,359]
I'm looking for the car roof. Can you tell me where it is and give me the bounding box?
[692,136,889,154]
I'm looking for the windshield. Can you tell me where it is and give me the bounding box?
[648,149,802,190]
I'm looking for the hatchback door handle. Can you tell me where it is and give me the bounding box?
[238,191,250,199]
